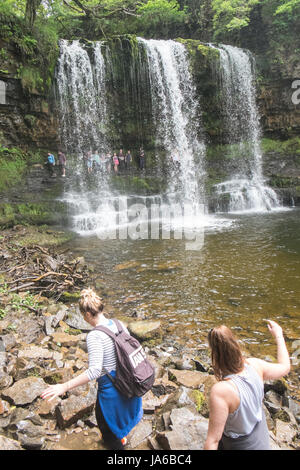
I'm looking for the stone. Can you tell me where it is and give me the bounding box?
[15,318,44,344]
[275,419,298,444]
[37,396,61,418]
[148,436,163,450]
[55,386,97,429]
[156,407,208,450]
[168,369,217,393]
[0,435,23,450]
[65,307,93,332]
[152,372,178,396]
[52,306,68,328]
[143,390,170,413]
[0,352,7,368]
[12,419,45,439]
[264,378,288,395]
[127,320,162,341]
[44,316,55,336]
[286,397,300,424]
[18,435,45,450]
[0,334,17,351]
[51,332,86,348]
[1,376,46,406]
[18,345,54,361]
[127,418,153,449]
[0,373,13,389]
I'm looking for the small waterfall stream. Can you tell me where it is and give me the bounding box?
[211,44,280,212]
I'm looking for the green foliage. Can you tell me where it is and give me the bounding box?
[211,0,260,39]
[136,0,187,37]
[261,137,300,155]
[0,147,27,191]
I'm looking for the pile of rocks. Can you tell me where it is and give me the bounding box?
[0,301,299,450]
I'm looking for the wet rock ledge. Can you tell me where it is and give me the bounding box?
[0,298,299,451]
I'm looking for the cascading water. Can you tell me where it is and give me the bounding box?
[55,39,116,236]
[138,38,206,209]
[55,38,222,239]
[211,44,280,212]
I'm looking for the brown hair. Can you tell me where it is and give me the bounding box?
[79,288,104,317]
[208,325,244,381]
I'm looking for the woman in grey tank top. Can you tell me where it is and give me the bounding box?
[204,320,290,450]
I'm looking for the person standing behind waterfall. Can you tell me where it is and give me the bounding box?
[204,320,290,450]
[112,152,119,173]
[139,148,145,171]
[58,151,66,177]
[41,288,143,450]
[118,149,125,171]
[126,150,132,171]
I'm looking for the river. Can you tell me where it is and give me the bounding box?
[62,207,300,364]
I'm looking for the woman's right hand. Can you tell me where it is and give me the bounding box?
[267,320,283,339]
[40,383,68,402]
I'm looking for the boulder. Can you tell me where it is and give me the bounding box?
[55,384,97,429]
[127,418,153,449]
[143,390,170,414]
[65,307,93,332]
[156,407,208,450]
[18,345,54,361]
[15,318,44,344]
[1,376,46,406]
[0,435,23,450]
[128,320,162,341]
[51,332,86,348]
[168,369,216,394]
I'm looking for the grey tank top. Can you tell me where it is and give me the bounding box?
[223,363,264,438]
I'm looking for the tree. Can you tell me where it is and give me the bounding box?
[25,0,43,27]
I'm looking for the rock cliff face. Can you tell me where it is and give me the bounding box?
[0,38,58,150]
[0,73,58,149]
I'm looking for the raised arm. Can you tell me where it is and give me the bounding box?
[250,320,290,381]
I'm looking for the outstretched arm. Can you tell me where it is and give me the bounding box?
[250,320,290,381]
[41,371,90,402]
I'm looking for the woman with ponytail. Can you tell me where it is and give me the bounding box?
[204,320,290,450]
[41,288,143,450]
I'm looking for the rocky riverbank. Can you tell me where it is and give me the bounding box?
[0,233,299,451]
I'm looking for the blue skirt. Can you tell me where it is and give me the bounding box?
[97,371,143,440]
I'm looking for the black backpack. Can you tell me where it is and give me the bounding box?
[94,319,155,398]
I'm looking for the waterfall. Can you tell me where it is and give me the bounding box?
[55,38,214,239]
[138,38,206,209]
[211,44,280,212]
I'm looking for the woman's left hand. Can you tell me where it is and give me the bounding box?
[40,383,68,402]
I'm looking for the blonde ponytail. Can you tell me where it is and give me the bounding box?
[79,288,104,317]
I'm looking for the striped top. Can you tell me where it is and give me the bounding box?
[223,363,264,438]
[85,316,128,381]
